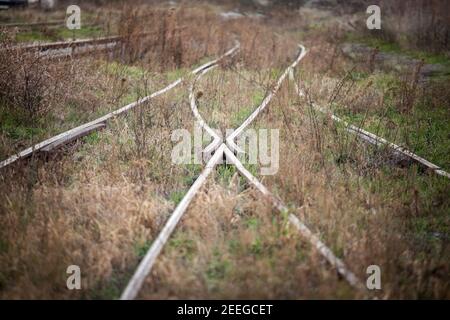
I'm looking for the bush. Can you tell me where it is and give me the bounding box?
[0,31,63,122]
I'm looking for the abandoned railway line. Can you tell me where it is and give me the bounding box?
[1,37,448,299]
[120,42,366,300]
[1,31,160,61]
[0,39,239,169]
[289,71,450,179]
[1,35,121,60]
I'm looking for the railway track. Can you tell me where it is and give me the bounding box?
[288,69,450,179]
[0,41,240,170]
[1,31,163,60]
[120,43,364,300]
[1,37,447,299]
[17,35,121,51]
[2,35,122,60]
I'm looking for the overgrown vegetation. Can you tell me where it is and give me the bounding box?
[0,0,448,299]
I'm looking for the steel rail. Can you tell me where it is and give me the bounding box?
[190,45,307,156]
[191,44,362,289]
[0,42,240,170]
[121,44,363,300]
[120,144,227,300]
[121,43,241,300]
[189,65,225,156]
[290,71,450,179]
[2,32,156,60]
[223,147,364,290]
[225,45,307,153]
[188,40,242,157]
[4,35,121,52]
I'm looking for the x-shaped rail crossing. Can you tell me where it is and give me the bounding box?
[121,43,364,300]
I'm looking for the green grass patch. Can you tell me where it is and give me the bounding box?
[88,273,126,300]
[82,131,102,145]
[361,165,449,253]
[217,165,237,185]
[134,239,153,259]
[16,30,52,42]
[101,61,149,80]
[345,33,450,69]
[169,234,196,260]
[182,163,203,186]
[0,108,46,141]
[335,100,450,171]
[166,68,187,82]
[231,90,264,127]
[57,25,105,40]
[333,71,450,170]
[232,107,253,128]
[245,217,260,229]
[169,190,187,205]
[206,249,231,281]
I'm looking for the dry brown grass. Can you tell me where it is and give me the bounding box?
[259,81,449,298]
[140,184,356,299]
[0,32,68,121]
[369,0,450,53]
[0,1,448,300]
[0,85,189,298]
